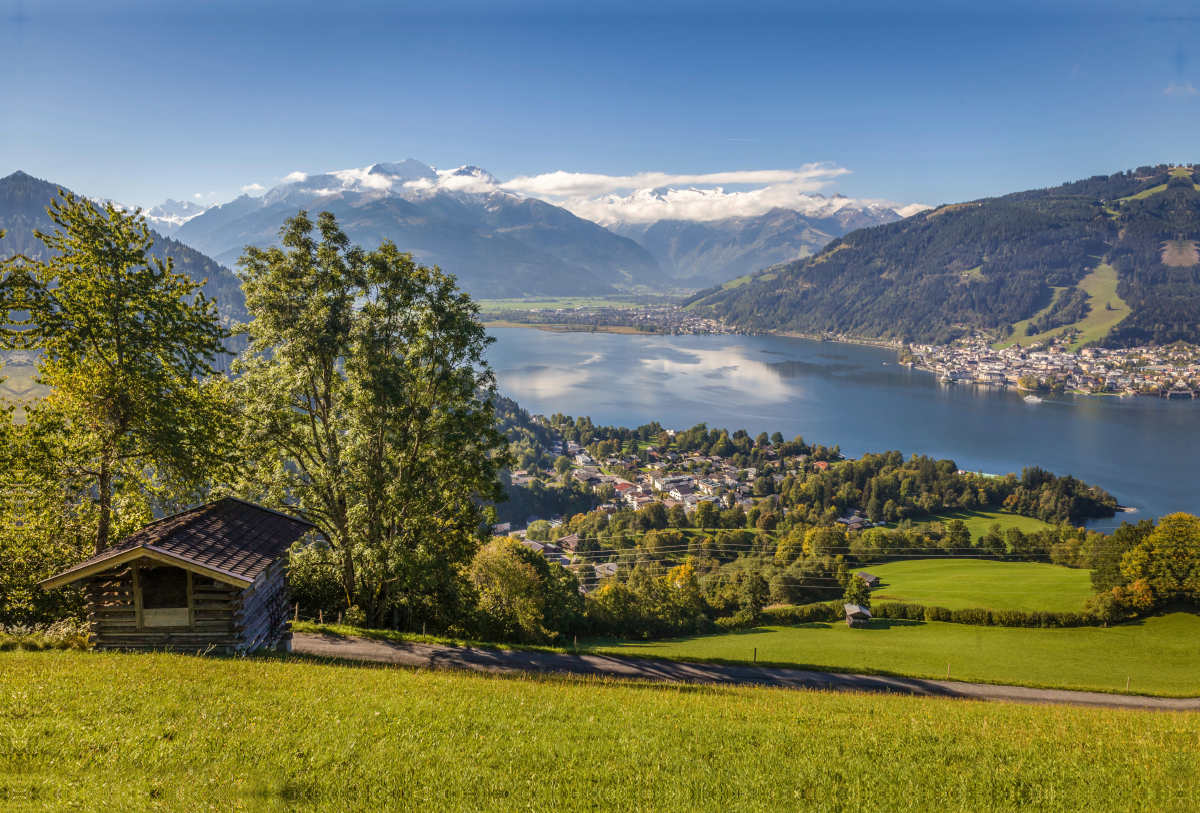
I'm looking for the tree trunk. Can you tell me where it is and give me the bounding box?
[96,458,112,554]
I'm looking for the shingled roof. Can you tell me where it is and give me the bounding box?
[38,498,316,591]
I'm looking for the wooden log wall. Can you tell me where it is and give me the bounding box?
[238,556,290,652]
[84,555,291,653]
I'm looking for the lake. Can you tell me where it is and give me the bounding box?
[486,328,1200,527]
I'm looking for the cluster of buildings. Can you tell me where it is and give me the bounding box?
[482,304,739,336]
[912,337,1200,397]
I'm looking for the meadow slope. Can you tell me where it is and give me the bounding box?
[3,650,1199,812]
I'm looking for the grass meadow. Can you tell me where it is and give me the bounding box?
[997,264,1130,350]
[4,649,1199,812]
[865,559,1094,612]
[590,612,1200,697]
[921,508,1055,540]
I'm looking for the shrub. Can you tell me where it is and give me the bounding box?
[0,619,89,651]
[951,607,993,626]
[923,606,952,622]
[762,602,843,625]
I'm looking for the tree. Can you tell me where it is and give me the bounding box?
[554,455,573,477]
[740,572,769,616]
[694,500,719,529]
[866,495,882,523]
[770,432,784,446]
[22,192,229,554]
[755,431,769,447]
[471,539,546,642]
[755,511,778,531]
[667,503,690,529]
[945,519,971,552]
[234,211,508,626]
[843,575,871,610]
[1120,513,1200,602]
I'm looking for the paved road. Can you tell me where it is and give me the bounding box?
[293,632,1199,712]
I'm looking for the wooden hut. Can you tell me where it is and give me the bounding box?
[856,572,880,589]
[844,603,872,629]
[38,498,314,653]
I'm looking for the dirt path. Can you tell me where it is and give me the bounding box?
[293,632,1199,712]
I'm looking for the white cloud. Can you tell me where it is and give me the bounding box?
[501,165,847,199]
[1163,82,1197,95]
[329,167,395,191]
[281,171,308,183]
[241,183,264,192]
[490,163,934,224]
[193,193,203,199]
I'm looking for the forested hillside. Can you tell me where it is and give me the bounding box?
[0,172,248,328]
[692,165,1200,346]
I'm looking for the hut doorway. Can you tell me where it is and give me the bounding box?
[138,565,191,628]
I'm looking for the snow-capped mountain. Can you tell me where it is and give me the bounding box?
[86,196,214,235]
[173,160,670,297]
[594,186,910,229]
[141,199,214,234]
[594,189,914,286]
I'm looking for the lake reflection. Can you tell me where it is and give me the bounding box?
[486,328,1200,524]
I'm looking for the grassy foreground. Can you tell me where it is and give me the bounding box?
[590,612,1200,696]
[3,651,1198,812]
[867,559,1094,612]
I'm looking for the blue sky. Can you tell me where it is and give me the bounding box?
[4,0,1200,211]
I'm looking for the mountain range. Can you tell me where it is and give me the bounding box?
[171,162,664,297]
[607,191,906,286]
[1,161,913,302]
[169,159,906,295]
[0,171,248,346]
[689,164,1200,347]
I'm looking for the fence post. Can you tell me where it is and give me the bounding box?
[294,603,299,623]
[319,610,323,624]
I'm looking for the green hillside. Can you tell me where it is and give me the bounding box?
[9,649,1199,811]
[694,164,1200,347]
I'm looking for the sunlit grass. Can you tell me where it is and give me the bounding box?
[865,559,1094,612]
[590,612,1200,697]
[4,649,1199,811]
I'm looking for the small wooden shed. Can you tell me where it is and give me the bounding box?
[856,571,880,589]
[38,498,314,653]
[844,603,872,629]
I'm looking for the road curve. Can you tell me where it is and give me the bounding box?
[293,632,1200,713]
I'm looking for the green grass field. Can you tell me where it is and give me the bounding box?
[591,612,1200,696]
[923,508,1054,540]
[5,650,1199,811]
[866,560,1094,612]
[995,264,1130,350]
[996,286,1066,348]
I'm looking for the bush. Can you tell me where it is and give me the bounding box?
[0,619,89,651]
[288,542,348,620]
[762,602,843,625]
[951,607,993,625]
[715,608,761,631]
[923,606,952,622]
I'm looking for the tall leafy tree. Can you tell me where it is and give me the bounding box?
[235,211,509,627]
[22,191,229,553]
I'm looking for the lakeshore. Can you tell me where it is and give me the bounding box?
[486,327,1200,522]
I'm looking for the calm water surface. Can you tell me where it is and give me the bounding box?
[486,328,1200,526]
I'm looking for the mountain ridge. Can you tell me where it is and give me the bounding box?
[691,164,1200,347]
[173,160,669,297]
